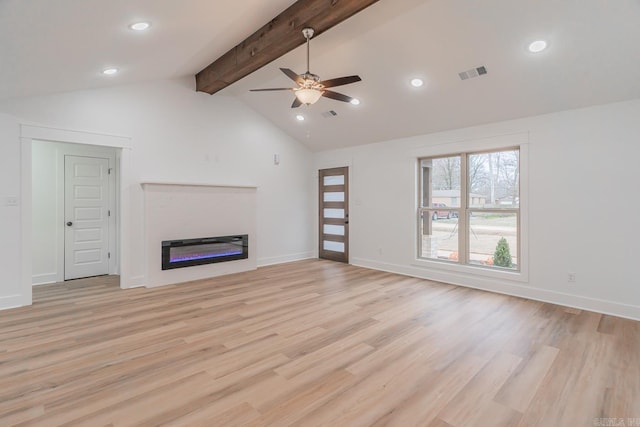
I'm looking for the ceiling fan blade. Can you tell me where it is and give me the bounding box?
[291,98,302,108]
[280,68,303,85]
[319,75,362,88]
[322,90,354,103]
[249,88,294,92]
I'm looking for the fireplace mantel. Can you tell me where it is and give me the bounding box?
[141,181,257,189]
[141,182,257,287]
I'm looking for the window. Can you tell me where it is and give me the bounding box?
[418,148,520,271]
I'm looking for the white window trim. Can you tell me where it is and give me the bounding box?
[410,132,529,283]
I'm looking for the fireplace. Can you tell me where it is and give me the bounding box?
[161,235,248,270]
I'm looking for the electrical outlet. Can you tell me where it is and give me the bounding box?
[568,272,576,283]
[5,196,18,206]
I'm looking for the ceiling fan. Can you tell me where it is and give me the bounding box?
[250,27,362,108]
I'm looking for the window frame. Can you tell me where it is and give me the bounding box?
[416,145,524,278]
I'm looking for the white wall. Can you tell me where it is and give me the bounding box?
[0,77,314,308]
[315,99,640,320]
[3,76,639,319]
[0,113,23,309]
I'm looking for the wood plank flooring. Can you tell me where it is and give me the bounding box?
[0,259,638,426]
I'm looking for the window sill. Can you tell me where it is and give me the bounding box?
[411,257,528,283]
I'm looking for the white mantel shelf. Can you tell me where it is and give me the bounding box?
[140,181,257,189]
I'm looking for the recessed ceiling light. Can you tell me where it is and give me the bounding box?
[528,40,547,53]
[295,114,305,121]
[350,98,361,105]
[130,22,150,31]
[102,68,119,75]
[410,78,424,88]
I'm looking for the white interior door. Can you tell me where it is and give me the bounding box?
[64,155,110,280]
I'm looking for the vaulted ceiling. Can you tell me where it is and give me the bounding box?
[2,0,640,151]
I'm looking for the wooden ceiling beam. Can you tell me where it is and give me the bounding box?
[195,0,380,94]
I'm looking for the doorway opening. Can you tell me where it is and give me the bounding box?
[32,140,120,286]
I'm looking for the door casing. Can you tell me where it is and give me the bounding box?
[319,167,349,263]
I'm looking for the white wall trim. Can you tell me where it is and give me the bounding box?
[32,273,58,286]
[258,251,315,267]
[352,257,640,321]
[20,125,133,308]
[20,137,32,307]
[0,294,25,311]
[140,181,258,189]
[124,275,146,289]
[407,130,530,156]
[410,258,528,283]
[21,124,131,149]
[118,148,134,290]
[315,157,354,171]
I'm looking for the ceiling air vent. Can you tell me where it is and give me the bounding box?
[458,65,488,81]
[321,110,338,118]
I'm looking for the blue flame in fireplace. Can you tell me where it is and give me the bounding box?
[170,249,243,263]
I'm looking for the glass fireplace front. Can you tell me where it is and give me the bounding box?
[161,235,248,270]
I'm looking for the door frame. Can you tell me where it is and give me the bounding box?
[20,125,132,306]
[318,166,350,263]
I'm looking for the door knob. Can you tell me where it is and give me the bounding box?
[66,221,73,226]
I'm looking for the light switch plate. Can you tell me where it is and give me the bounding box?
[5,196,18,206]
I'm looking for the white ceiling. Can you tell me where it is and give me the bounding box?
[0,0,296,99]
[2,0,640,151]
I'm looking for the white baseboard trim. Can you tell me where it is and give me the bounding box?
[0,294,26,311]
[122,275,146,289]
[145,266,259,288]
[258,251,315,267]
[32,273,58,286]
[351,257,640,321]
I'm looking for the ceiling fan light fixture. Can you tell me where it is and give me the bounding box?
[295,88,323,105]
[250,27,361,108]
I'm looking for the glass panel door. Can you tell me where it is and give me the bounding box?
[319,167,349,263]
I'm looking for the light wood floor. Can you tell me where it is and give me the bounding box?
[0,260,638,426]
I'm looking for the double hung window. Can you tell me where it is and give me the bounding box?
[418,148,520,271]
